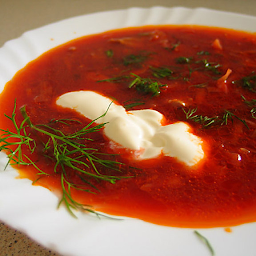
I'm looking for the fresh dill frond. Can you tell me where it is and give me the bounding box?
[124,100,145,110]
[0,102,132,217]
[194,230,215,256]
[165,41,180,52]
[97,75,129,83]
[176,56,193,64]
[241,95,256,106]
[183,108,249,129]
[241,95,256,119]
[183,108,219,128]
[123,52,149,66]
[0,100,36,169]
[233,72,256,92]
[241,72,256,92]
[98,73,166,97]
[190,83,208,88]
[105,49,114,58]
[150,66,174,78]
[175,55,221,79]
[196,59,221,74]
[171,41,180,50]
[222,110,249,129]
[197,51,210,55]
[129,73,167,97]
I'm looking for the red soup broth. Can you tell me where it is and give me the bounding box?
[1,25,256,228]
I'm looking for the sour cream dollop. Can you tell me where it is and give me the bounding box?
[56,91,204,166]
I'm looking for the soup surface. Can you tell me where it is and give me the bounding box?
[0,25,256,228]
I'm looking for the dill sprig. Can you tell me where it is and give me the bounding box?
[197,51,210,56]
[0,100,36,169]
[123,99,145,110]
[183,108,249,129]
[241,95,256,119]
[175,55,222,78]
[164,41,180,52]
[98,73,166,97]
[123,53,149,66]
[97,75,129,83]
[195,59,221,74]
[129,73,167,97]
[150,66,174,78]
[183,108,219,128]
[176,56,193,64]
[0,102,131,217]
[236,72,256,92]
[194,230,215,256]
[105,49,113,58]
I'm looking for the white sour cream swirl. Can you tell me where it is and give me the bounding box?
[56,91,204,166]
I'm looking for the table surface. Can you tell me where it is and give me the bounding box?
[0,0,255,255]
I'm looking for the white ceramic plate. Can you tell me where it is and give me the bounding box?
[0,6,256,256]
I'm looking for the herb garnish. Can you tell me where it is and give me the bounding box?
[234,72,256,92]
[97,75,129,83]
[176,56,193,64]
[171,41,180,50]
[98,73,167,97]
[241,95,256,106]
[0,102,131,217]
[123,53,149,66]
[251,108,256,119]
[197,51,210,55]
[190,83,207,88]
[129,73,167,97]
[123,99,145,110]
[241,95,256,119]
[241,72,256,91]
[183,108,249,129]
[150,66,174,78]
[165,41,180,51]
[195,59,221,74]
[176,56,221,76]
[183,108,219,128]
[0,101,36,169]
[194,230,215,256]
[105,49,114,58]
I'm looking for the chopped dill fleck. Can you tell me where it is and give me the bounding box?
[241,95,256,119]
[165,41,180,51]
[190,83,208,88]
[124,100,145,110]
[150,66,174,78]
[241,95,256,106]
[129,73,166,97]
[98,73,166,97]
[171,41,180,50]
[195,59,221,74]
[105,49,113,58]
[176,56,193,64]
[123,53,149,66]
[234,72,256,92]
[197,51,210,55]
[97,75,129,83]
[194,230,215,256]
